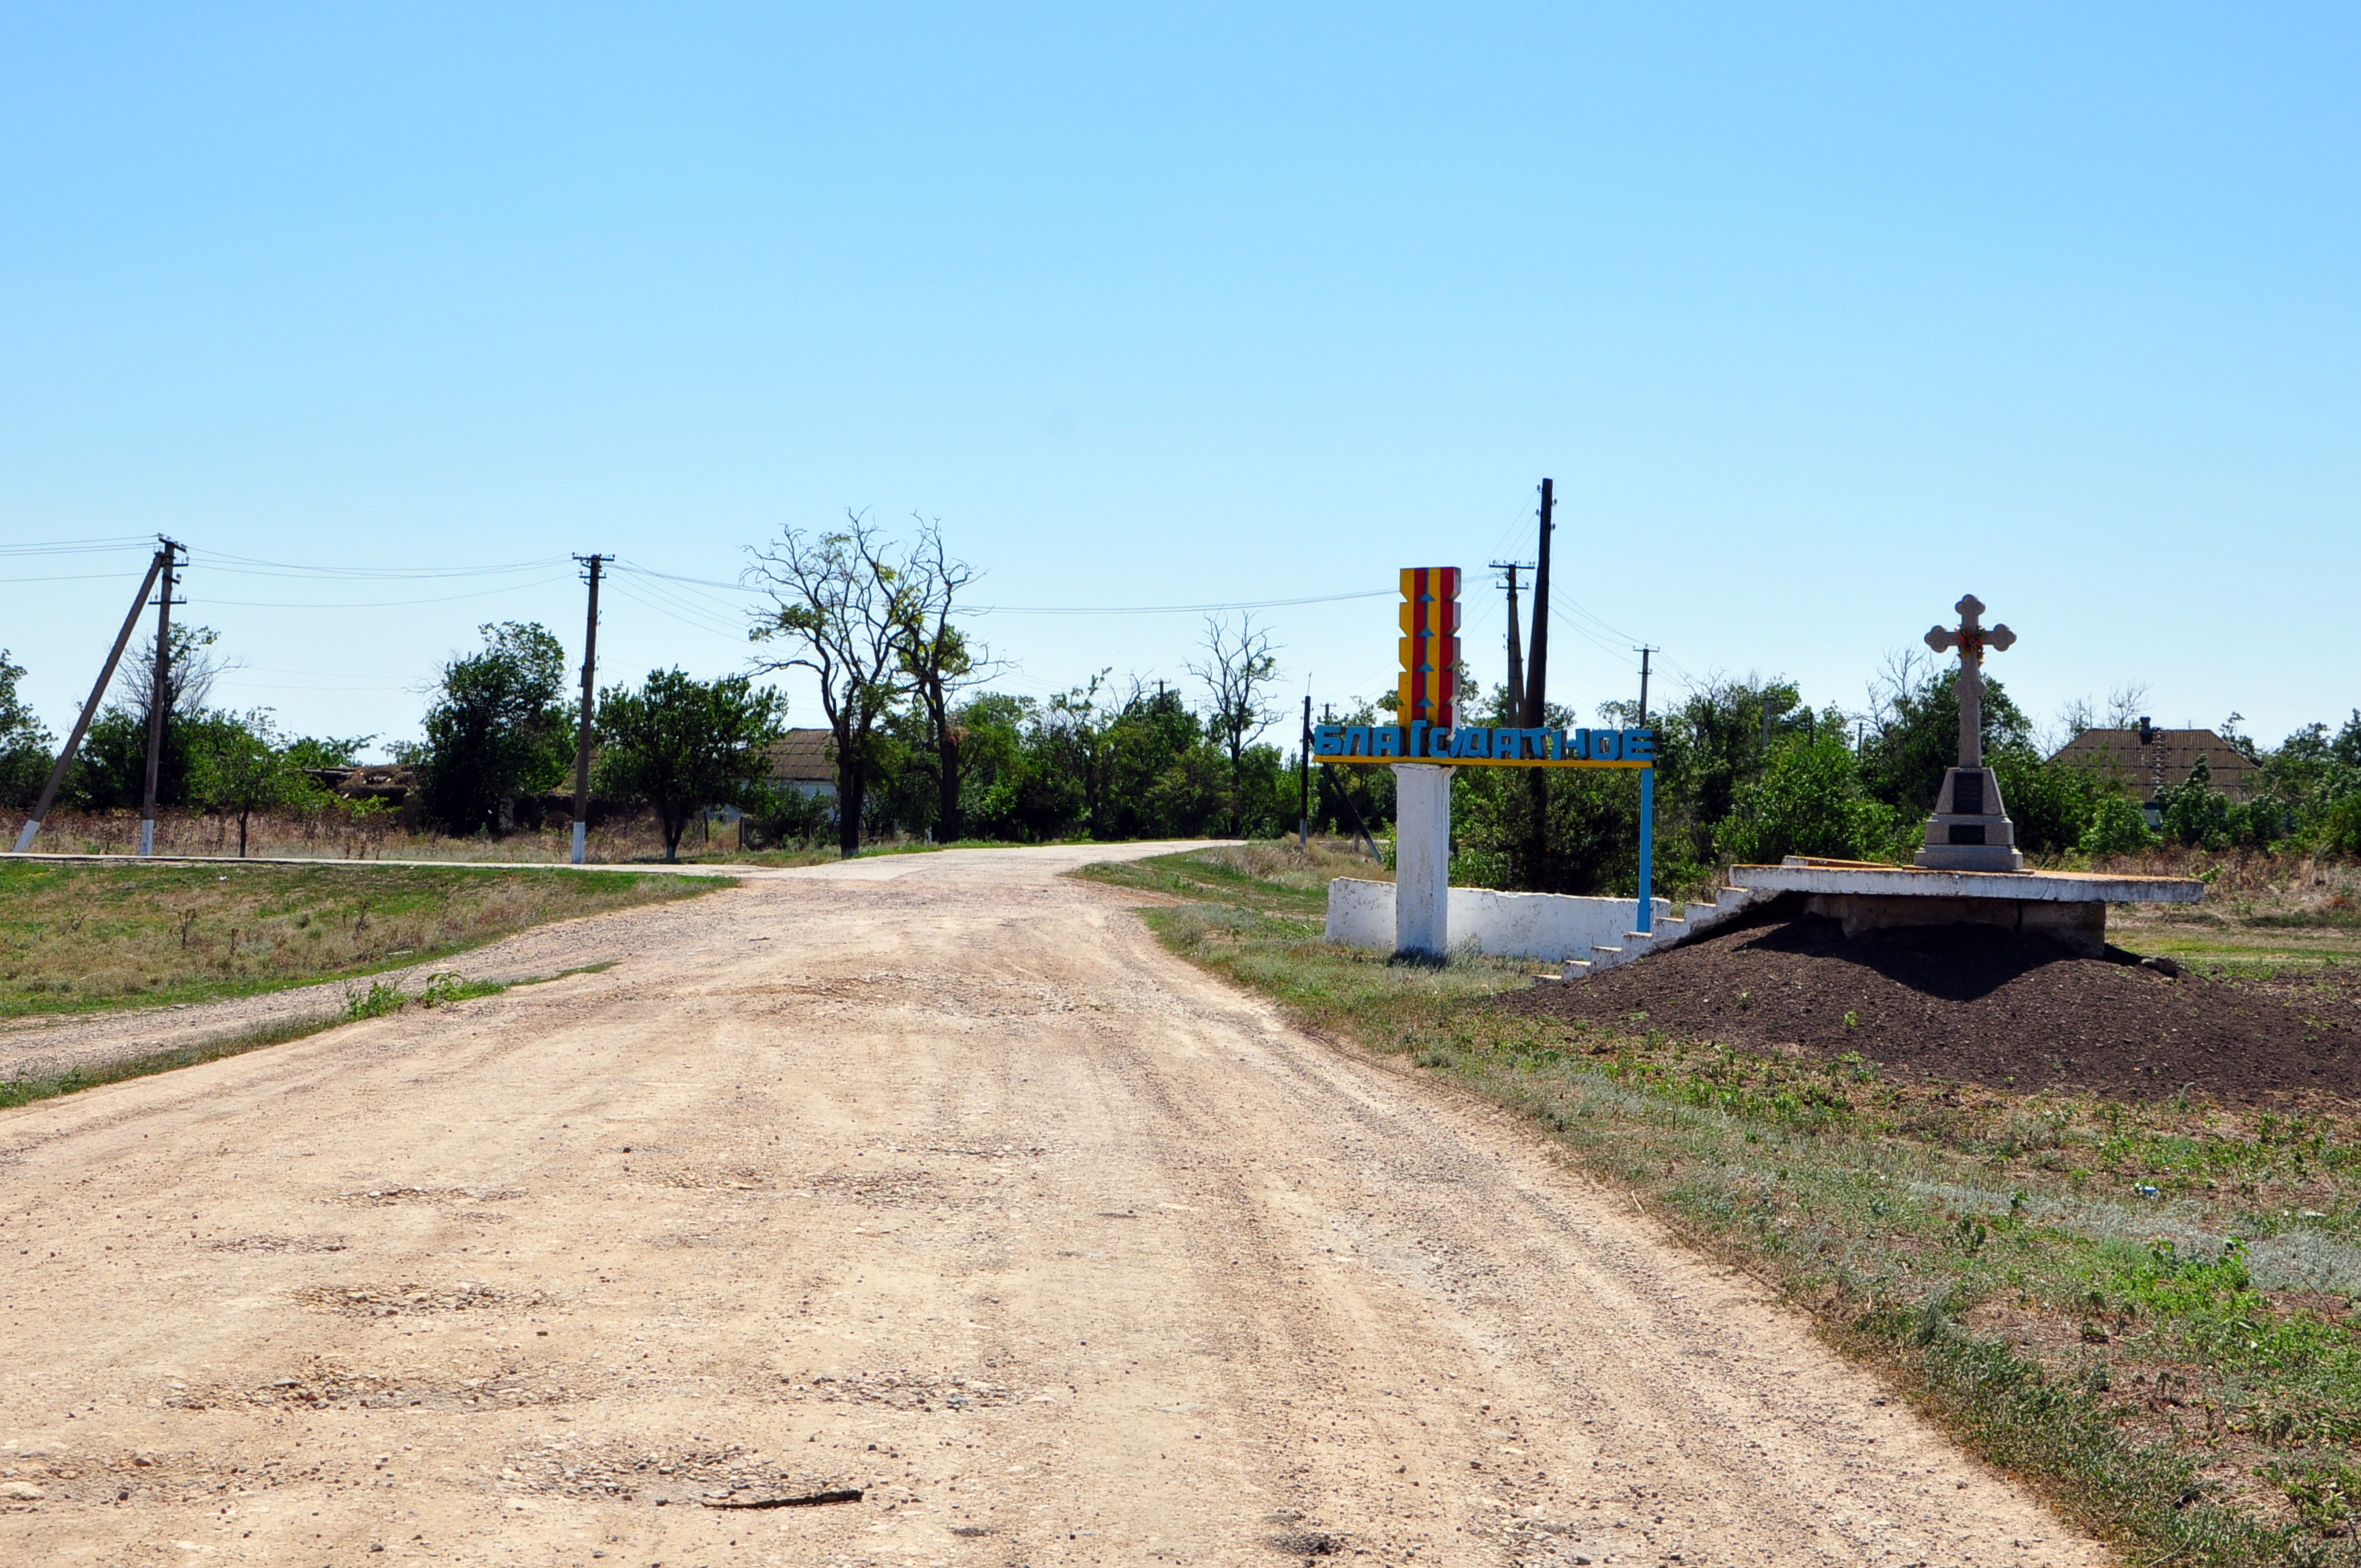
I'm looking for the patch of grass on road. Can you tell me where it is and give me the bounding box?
[1076,841,1379,919]
[1084,844,2361,1568]
[0,861,724,1018]
[0,1011,344,1108]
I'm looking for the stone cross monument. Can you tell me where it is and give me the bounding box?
[1915,594,2025,871]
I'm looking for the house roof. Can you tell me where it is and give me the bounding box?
[2048,727,2258,801]
[764,728,836,783]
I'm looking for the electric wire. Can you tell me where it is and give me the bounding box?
[197,576,572,609]
[611,560,1393,617]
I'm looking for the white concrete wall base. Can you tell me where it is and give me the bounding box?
[1326,879,1766,970]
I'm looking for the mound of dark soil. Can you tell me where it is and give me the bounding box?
[1505,915,2361,1105]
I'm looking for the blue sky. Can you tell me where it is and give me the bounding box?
[4,5,2354,754]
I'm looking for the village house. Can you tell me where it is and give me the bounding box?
[764,728,838,802]
[2048,718,2258,827]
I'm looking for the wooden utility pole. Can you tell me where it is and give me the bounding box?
[1490,561,1531,715]
[1521,482,1553,728]
[1635,646,1657,727]
[1520,481,1555,885]
[570,553,609,865]
[1297,693,1312,850]
[12,546,171,854]
[137,538,184,858]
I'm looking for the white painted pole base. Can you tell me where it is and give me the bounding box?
[11,819,37,854]
[138,818,155,857]
[1391,763,1454,960]
[570,821,588,865]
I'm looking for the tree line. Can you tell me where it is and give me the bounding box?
[6,515,2357,872]
[0,513,1307,860]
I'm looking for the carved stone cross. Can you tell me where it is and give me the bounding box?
[1923,594,2015,772]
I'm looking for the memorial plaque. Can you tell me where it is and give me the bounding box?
[1952,770,1984,816]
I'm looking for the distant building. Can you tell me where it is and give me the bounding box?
[765,729,838,800]
[2049,719,2257,827]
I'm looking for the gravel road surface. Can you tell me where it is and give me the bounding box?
[0,843,2103,1566]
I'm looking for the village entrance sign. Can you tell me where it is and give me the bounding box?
[1311,567,1658,959]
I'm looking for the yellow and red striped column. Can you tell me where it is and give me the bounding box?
[1396,567,1460,730]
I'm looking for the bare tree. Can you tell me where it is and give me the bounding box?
[747,511,915,858]
[2103,682,2153,730]
[1189,612,1281,838]
[895,517,995,843]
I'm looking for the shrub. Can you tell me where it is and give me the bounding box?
[2078,795,2158,856]
[1713,735,1898,866]
[2325,793,2361,859]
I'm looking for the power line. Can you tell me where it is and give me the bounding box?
[614,561,1393,617]
[195,576,572,609]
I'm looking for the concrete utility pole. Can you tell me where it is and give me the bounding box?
[1635,646,1657,727]
[570,553,609,865]
[1520,480,1555,886]
[1761,693,1774,752]
[137,538,184,858]
[12,546,171,854]
[1490,561,1531,715]
[1297,693,1312,850]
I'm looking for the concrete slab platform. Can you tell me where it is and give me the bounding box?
[1725,857,2203,957]
[1728,857,2204,904]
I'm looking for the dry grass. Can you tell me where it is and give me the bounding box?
[0,860,723,1017]
[1,807,1015,868]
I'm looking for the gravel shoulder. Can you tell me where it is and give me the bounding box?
[0,842,2102,1565]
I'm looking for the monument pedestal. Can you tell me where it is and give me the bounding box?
[1914,766,2025,872]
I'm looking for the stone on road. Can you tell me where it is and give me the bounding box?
[0,843,2100,1565]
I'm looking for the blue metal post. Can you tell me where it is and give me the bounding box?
[1636,763,1655,933]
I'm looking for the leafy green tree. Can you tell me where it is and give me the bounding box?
[1989,747,2111,856]
[187,709,320,857]
[1713,734,1899,866]
[1858,666,2034,822]
[2155,755,2235,849]
[2324,792,2361,858]
[415,622,573,834]
[0,650,54,810]
[66,624,231,810]
[2078,795,2158,856]
[594,669,787,862]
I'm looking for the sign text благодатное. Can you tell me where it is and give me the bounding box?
[1313,723,1655,766]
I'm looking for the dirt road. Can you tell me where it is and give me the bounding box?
[0,844,2103,1567]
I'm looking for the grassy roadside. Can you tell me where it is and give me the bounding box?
[0,860,725,1019]
[1076,844,2361,1568]
[0,961,614,1111]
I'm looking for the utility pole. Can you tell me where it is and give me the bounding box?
[570,554,609,865]
[1760,693,1774,752]
[1521,482,1553,730]
[1490,561,1532,714]
[1520,480,1555,888]
[137,537,185,858]
[1634,647,1657,727]
[12,546,171,854]
[1297,693,1312,850]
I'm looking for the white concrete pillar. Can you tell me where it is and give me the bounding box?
[1391,763,1454,959]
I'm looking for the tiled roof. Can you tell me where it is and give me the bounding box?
[764,728,837,783]
[2048,728,2258,801]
